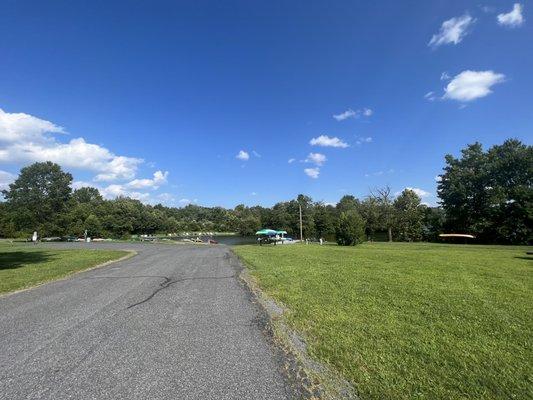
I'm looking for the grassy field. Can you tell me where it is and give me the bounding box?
[234,243,532,400]
[0,243,129,294]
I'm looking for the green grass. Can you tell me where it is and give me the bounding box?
[234,243,533,400]
[0,243,129,294]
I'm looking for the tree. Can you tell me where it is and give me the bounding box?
[422,207,446,241]
[84,214,103,237]
[393,189,424,241]
[2,162,72,236]
[371,186,395,242]
[336,195,360,214]
[72,187,103,204]
[335,211,365,246]
[314,202,336,239]
[438,142,489,235]
[359,197,381,241]
[438,139,532,243]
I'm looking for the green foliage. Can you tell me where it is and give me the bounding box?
[0,139,530,245]
[2,162,72,236]
[234,243,533,400]
[335,211,365,245]
[438,139,532,244]
[393,189,424,241]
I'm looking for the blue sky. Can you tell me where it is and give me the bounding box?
[0,1,531,207]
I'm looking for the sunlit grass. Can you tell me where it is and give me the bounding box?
[234,242,532,399]
[0,243,128,294]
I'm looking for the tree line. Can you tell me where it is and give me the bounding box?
[0,139,530,244]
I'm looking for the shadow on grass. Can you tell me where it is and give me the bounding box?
[514,256,533,261]
[0,251,54,270]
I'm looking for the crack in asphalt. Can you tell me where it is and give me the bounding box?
[117,274,237,309]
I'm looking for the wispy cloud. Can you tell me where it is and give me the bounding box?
[305,152,327,166]
[429,14,475,47]
[310,135,349,148]
[364,169,394,178]
[252,150,261,158]
[424,91,437,101]
[288,158,296,164]
[236,150,250,161]
[304,167,320,179]
[355,136,372,145]
[497,3,524,27]
[333,108,373,121]
[443,70,505,102]
[333,109,356,121]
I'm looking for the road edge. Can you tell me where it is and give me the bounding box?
[230,249,359,400]
[0,249,137,298]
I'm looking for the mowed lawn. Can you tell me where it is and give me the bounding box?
[0,243,128,294]
[234,243,532,400]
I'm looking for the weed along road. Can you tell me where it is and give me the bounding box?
[0,243,290,400]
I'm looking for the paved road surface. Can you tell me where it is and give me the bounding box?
[0,243,290,399]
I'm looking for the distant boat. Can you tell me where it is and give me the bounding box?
[439,234,475,239]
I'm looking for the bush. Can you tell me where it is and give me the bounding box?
[336,211,365,246]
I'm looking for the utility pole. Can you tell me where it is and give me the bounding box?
[299,202,303,241]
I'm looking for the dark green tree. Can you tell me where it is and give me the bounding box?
[359,197,381,241]
[438,139,532,243]
[335,211,365,246]
[314,202,336,239]
[393,189,424,241]
[336,195,360,214]
[2,162,72,236]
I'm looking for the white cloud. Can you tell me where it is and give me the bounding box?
[443,70,505,102]
[251,192,257,196]
[497,3,524,27]
[0,108,64,143]
[0,170,15,191]
[429,14,475,47]
[440,72,451,81]
[435,175,442,182]
[305,152,327,166]
[356,136,372,145]
[288,158,296,164]
[333,108,373,121]
[236,150,250,161]
[72,170,171,204]
[333,109,357,121]
[304,167,320,179]
[310,135,349,148]
[100,184,151,201]
[126,170,168,190]
[0,108,143,181]
[252,150,261,158]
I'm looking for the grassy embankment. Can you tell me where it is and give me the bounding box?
[234,242,532,400]
[0,243,129,294]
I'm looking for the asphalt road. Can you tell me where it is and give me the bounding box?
[0,243,290,399]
